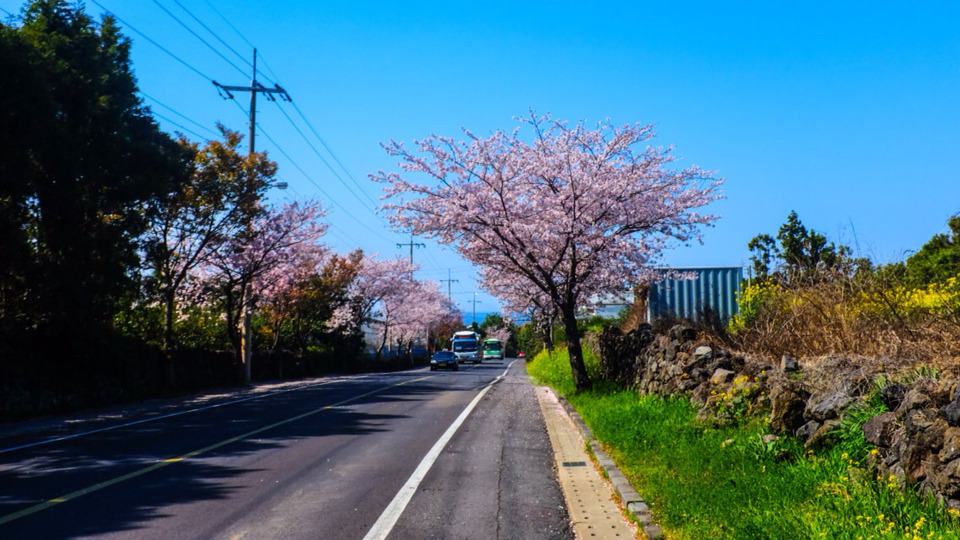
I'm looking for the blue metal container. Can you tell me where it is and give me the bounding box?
[647,267,743,325]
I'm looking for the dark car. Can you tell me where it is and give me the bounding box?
[430,350,459,371]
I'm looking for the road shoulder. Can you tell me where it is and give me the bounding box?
[536,384,661,539]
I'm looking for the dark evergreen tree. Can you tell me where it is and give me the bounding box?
[0,1,186,367]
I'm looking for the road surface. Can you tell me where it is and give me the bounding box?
[0,359,571,539]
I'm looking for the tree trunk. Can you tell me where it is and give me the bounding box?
[560,304,591,391]
[162,287,176,389]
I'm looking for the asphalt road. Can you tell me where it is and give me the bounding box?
[0,359,571,539]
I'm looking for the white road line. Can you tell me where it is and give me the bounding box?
[0,374,377,455]
[0,375,434,526]
[363,361,515,540]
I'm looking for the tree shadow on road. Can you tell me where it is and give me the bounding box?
[0,376,453,538]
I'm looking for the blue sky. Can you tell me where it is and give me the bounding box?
[3,1,959,319]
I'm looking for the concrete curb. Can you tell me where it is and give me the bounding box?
[554,393,664,540]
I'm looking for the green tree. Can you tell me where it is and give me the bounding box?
[280,250,364,354]
[142,127,275,358]
[479,313,504,336]
[904,214,960,286]
[0,1,184,351]
[748,211,854,283]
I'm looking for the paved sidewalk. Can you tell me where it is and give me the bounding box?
[536,386,643,539]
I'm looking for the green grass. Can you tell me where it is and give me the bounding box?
[528,348,959,540]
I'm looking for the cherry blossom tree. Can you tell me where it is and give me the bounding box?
[204,200,328,378]
[344,256,459,359]
[347,256,418,358]
[143,127,276,358]
[388,279,460,357]
[374,113,722,390]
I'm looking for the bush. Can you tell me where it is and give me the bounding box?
[729,270,960,370]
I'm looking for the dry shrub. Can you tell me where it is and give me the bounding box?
[730,273,960,372]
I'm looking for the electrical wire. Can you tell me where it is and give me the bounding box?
[170,0,272,83]
[150,0,249,80]
[89,0,214,83]
[257,125,394,243]
[199,0,279,83]
[288,101,380,207]
[140,91,220,138]
[271,101,381,214]
[151,111,212,142]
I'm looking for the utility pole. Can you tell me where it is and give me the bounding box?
[396,235,425,266]
[472,292,482,331]
[439,269,459,301]
[212,49,291,384]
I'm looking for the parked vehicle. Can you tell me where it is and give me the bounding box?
[430,350,459,371]
[451,330,480,363]
[482,338,505,361]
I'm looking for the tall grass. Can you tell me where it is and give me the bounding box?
[528,348,959,539]
[729,275,960,375]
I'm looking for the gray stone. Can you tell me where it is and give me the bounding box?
[940,393,960,427]
[669,324,696,344]
[941,428,960,463]
[768,381,809,434]
[904,409,938,438]
[693,346,713,363]
[796,420,821,442]
[711,368,735,385]
[805,383,856,422]
[880,383,908,411]
[897,388,932,415]
[805,419,841,448]
[780,355,800,373]
[932,459,960,499]
[863,412,899,448]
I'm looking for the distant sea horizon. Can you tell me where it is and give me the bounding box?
[462,311,530,327]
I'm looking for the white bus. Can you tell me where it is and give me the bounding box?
[451,330,479,363]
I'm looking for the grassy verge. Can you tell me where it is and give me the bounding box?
[528,348,958,540]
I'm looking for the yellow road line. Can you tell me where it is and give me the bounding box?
[0,375,433,526]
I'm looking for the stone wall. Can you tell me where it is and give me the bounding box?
[596,324,960,509]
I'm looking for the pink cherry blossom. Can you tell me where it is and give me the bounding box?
[373,112,722,389]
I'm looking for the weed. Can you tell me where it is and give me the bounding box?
[529,347,960,539]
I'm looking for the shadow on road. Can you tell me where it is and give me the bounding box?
[0,373,476,538]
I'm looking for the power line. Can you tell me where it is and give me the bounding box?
[151,0,249,80]
[151,111,211,142]
[288,101,380,208]
[199,0,280,83]
[271,101,381,213]
[140,91,219,138]
[89,0,214,83]
[170,0,267,80]
[258,125,393,243]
